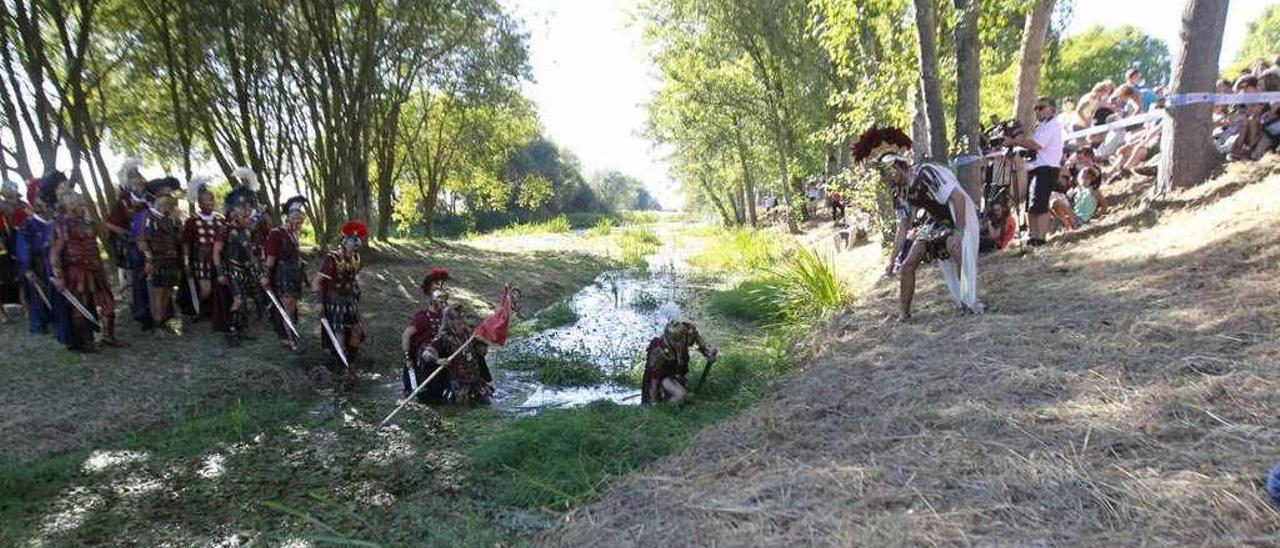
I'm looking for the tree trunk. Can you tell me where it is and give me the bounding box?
[911,86,930,158]
[1155,0,1229,195]
[1012,0,1055,129]
[912,0,948,161]
[953,0,983,202]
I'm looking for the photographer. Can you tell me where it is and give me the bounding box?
[1009,97,1063,246]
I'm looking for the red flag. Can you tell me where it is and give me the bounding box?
[473,290,513,346]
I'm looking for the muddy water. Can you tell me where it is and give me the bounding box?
[493,234,690,413]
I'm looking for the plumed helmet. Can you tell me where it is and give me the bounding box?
[187,175,214,204]
[282,196,308,217]
[145,176,182,198]
[340,220,369,246]
[231,166,259,192]
[224,185,257,213]
[38,170,67,207]
[851,126,913,166]
[421,267,450,296]
[116,158,144,189]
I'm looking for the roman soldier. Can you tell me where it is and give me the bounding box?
[0,180,24,320]
[106,159,147,291]
[401,267,451,399]
[261,196,307,350]
[181,175,223,320]
[315,220,367,370]
[15,178,63,338]
[852,126,982,320]
[133,178,184,329]
[47,171,127,351]
[213,169,266,345]
[641,308,717,405]
[420,305,493,404]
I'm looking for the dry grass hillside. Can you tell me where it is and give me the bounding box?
[548,158,1280,547]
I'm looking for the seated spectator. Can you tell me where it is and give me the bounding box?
[1063,146,1097,180]
[1069,166,1108,225]
[1106,106,1165,182]
[1125,67,1159,112]
[1048,174,1076,233]
[978,201,1017,253]
[1075,80,1113,129]
[1110,84,1144,117]
[1226,75,1274,161]
[1058,98,1080,133]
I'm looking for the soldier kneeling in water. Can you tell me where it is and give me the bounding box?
[642,313,718,405]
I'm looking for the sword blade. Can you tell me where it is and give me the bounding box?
[30,279,52,310]
[321,317,351,369]
[187,277,201,315]
[265,288,301,340]
[60,288,102,330]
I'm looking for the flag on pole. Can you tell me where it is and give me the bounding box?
[473,290,512,346]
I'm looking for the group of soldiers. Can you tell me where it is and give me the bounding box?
[0,162,367,368]
[0,161,721,407]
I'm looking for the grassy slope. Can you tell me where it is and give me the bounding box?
[549,159,1280,546]
[0,237,611,545]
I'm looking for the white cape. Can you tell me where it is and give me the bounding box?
[918,163,983,314]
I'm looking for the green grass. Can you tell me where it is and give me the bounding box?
[709,279,785,324]
[469,214,572,239]
[472,333,789,510]
[587,217,615,238]
[616,227,661,269]
[630,289,660,312]
[533,299,578,331]
[501,344,606,387]
[618,210,660,225]
[769,247,851,321]
[688,227,783,272]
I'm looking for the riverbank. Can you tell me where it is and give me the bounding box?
[1,218,849,545]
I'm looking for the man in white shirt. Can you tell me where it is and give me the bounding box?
[1012,97,1063,246]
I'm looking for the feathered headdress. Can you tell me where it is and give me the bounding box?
[656,302,683,325]
[340,220,369,241]
[232,166,259,192]
[116,158,144,189]
[282,196,308,216]
[187,175,213,204]
[145,176,182,198]
[38,170,67,206]
[420,267,450,296]
[851,126,913,165]
[224,186,257,213]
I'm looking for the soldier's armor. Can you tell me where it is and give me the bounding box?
[146,212,183,288]
[187,211,224,279]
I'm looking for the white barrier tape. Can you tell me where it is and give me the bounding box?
[1064,111,1162,140]
[1166,91,1280,107]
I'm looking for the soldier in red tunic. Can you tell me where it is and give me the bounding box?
[261,196,307,350]
[106,159,147,292]
[46,172,127,351]
[136,190,184,328]
[315,220,367,369]
[0,180,25,320]
[182,176,224,320]
[401,267,451,399]
[642,312,717,405]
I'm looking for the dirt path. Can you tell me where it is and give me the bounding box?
[547,162,1280,546]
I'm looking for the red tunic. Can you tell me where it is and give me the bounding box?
[182,211,224,279]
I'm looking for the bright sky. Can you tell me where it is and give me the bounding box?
[510,1,1276,209]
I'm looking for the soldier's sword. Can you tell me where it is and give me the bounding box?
[264,288,301,341]
[187,277,201,316]
[320,317,352,370]
[29,278,52,310]
[60,289,102,330]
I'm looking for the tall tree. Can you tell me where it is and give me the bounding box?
[1012,0,1055,128]
[953,0,982,200]
[1154,0,1229,196]
[912,0,948,160]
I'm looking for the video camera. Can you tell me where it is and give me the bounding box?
[982,119,1036,161]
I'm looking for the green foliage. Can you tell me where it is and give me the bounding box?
[770,247,852,321]
[1229,5,1280,75]
[587,217,615,237]
[533,299,579,331]
[709,279,784,324]
[1041,25,1171,103]
[618,211,660,225]
[630,290,661,312]
[472,334,791,510]
[474,214,573,239]
[589,170,655,212]
[616,227,662,269]
[688,228,783,272]
[501,345,604,387]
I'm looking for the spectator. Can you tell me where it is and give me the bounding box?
[827,187,845,220]
[1010,96,1063,246]
[978,202,1017,253]
[1058,98,1080,132]
[1063,146,1096,180]
[1048,172,1076,233]
[1070,166,1108,226]
[1125,67,1159,112]
[1106,103,1165,182]
[1110,84,1143,117]
[1075,80,1113,129]
[1226,75,1273,161]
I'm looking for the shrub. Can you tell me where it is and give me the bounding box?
[588,217,614,238]
[770,247,851,321]
[709,279,785,324]
[533,300,577,330]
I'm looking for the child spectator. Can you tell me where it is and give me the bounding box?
[978,202,1017,253]
[1070,166,1108,225]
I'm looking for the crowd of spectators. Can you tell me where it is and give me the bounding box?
[979,55,1280,250]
